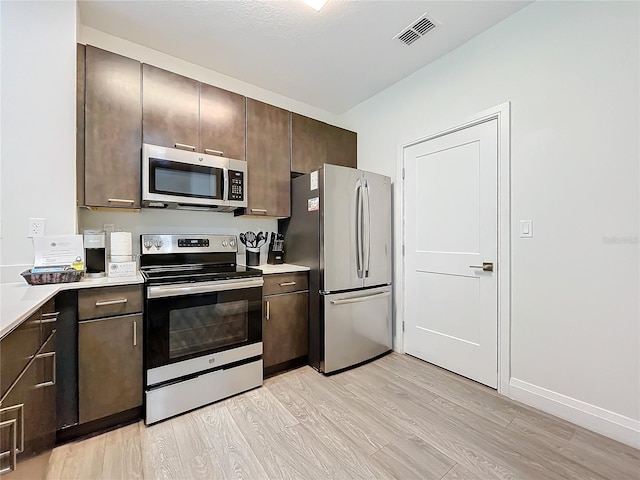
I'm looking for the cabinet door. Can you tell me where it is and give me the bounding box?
[142,64,199,151]
[263,292,308,368]
[328,125,357,169]
[0,333,55,474]
[0,312,40,400]
[200,83,246,160]
[30,333,56,456]
[40,299,57,342]
[246,99,291,217]
[0,359,35,473]
[291,113,327,174]
[84,46,142,209]
[78,314,142,424]
[76,44,86,207]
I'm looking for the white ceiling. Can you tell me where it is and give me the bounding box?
[78,0,532,114]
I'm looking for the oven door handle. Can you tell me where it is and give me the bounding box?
[147,277,264,299]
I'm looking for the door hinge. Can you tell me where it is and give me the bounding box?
[402,168,405,179]
[402,321,405,332]
[402,245,405,255]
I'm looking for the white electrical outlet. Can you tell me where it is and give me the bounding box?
[28,218,46,237]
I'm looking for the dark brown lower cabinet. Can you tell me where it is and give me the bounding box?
[263,291,309,371]
[0,332,56,475]
[78,314,142,424]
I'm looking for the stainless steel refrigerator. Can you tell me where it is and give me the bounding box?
[285,164,392,374]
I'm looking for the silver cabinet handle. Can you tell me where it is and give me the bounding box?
[95,298,128,307]
[108,198,135,204]
[265,300,270,320]
[0,403,24,461]
[133,321,137,347]
[204,148,224,156]
[41,311,59,324]
[34,352,56,388]
[279,281,296,287]
[330,291,391,306]
[175,143,196,151]
[251,209,267,214]
[0,418,17,474]
[470,262,494,272]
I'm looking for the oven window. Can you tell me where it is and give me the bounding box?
[150,158,223,199]
[168,300,248,358]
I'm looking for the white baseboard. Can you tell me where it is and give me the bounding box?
[509,378,640,449]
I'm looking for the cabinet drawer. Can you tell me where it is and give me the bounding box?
[78,285,143,321]
[263,272,308,295]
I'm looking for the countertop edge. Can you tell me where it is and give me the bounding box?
[1,274,144,339]
[239,263,310,274]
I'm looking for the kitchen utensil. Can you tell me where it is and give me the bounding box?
[256,231,268,248]
[239,233,247,246]
[245,231,256,247]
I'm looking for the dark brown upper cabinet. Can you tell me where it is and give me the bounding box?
[143,65,246,159]
[142,64,199,152]
[200,83,246,160]
[76,44,86,208]
[291,113,357,174]
[82,46,142,209]
[244,99,290,218]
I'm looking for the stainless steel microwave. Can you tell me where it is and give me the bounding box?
[142,143,247,212]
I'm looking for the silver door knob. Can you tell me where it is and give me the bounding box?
[470,262,494,272]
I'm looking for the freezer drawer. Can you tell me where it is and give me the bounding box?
[323,286,392,373]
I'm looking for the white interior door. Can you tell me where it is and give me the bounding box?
[404,119,498,388]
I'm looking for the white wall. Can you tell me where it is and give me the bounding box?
[339,1,640,446]
[76,27,346,255]
[0,1,78,281]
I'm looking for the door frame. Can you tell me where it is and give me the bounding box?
[395,102,511,394]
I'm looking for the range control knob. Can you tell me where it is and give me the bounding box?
[222,240,229,247]
[153,239,163,249]
[229,239,236,247]
[143,240,153,250]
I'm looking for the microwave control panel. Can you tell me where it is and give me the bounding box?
[229,170,244,201]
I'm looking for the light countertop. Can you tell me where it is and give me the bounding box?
[242,263,310,274]
[1,273,144,339]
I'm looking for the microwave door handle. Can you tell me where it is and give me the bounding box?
[223,167,229,202]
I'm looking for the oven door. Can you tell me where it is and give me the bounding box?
[145,278,263,379]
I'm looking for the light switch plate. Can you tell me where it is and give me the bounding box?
[520,220,533,238]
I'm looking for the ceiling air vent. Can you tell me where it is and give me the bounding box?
[395,13,438,46]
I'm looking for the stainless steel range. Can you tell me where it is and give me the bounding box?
[140,234,263,425]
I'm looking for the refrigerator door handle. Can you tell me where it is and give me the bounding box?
[355,179,363,278]
[329,290,391,305]
[364,178,371,277]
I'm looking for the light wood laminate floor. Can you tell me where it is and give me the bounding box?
[45,353,639,480]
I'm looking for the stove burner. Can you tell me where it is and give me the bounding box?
[141,263,262,285]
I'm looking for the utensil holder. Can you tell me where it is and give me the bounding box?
[246,247,260,266]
